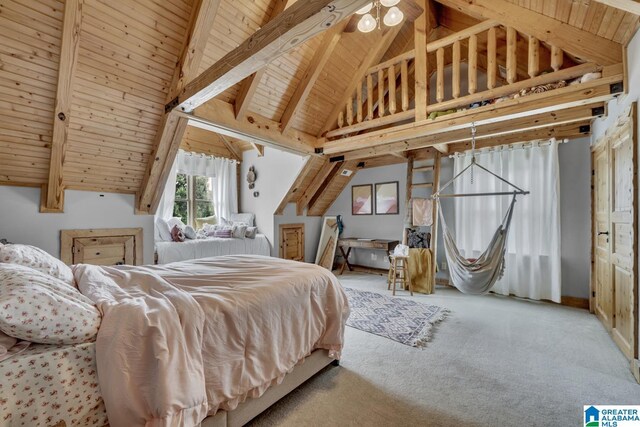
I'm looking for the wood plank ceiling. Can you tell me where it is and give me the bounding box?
[0,0,637,206]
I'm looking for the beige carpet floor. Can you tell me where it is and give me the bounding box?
[248,272,640,427]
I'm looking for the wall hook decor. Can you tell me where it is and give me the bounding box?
[247,165,257,189]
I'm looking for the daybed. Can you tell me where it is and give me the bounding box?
[155,213,271,264]
[0,244,349,427]
[156,234,270,264]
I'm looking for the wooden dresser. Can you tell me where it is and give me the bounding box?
[61,228,143,266]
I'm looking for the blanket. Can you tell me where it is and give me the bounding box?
[408,248,435,294]
[74,255,349,427]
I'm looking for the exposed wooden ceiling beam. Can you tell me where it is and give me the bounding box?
[274,156,325,215]
[320,71,622,154]
[593,0,640,16]
[250,142,265,157]
[234,0,294,120]
[280,21,348,133]
[42,0,83,213]
[185,98,317,155]
[434,0,623,65]
[308,161,357,216]
[415,0,429,121]
[218,134,242,161]
[297,160,338,215]
[335,103,602,160]
[137,0,220,214]
[318,24,403,137]
[177,0,371,113]
[447,121,592,153]
[433,143,449,153]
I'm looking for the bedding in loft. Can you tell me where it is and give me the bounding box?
[78,255,348,426]
[0,243,349,427]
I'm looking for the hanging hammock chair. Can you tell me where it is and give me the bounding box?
[432,125,529,295]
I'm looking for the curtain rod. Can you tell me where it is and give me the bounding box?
[179,149,239,164]
[448,138,569,159]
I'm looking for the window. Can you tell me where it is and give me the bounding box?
[173,173,214,227]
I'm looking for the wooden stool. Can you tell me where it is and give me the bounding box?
[388,255,413,296]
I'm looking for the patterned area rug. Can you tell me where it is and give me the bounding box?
[344,287,449,348]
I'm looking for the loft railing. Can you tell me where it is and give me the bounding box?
[336,49,416,132]
[328,21,600,139]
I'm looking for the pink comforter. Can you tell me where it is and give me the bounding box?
[74,255,349,427]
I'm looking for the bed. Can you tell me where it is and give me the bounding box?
[155,234,270,264]
[0,251,349,427]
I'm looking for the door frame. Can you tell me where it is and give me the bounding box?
[590,102,638,367]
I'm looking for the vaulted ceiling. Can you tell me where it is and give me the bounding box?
[0,0,637,213]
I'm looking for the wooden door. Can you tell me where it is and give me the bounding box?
[592,141,613,329]
[280,224,305,261]
[74,236,134,266]
[609,106,637,360]
[591,103,638,361]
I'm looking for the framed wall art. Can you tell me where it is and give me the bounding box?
[352,184,373,215]
[375,181,399,215]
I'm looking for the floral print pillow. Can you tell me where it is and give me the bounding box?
[0,264,101,345]
[0,244,75,287]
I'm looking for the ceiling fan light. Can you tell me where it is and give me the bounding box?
[380,0,400,7]
[358,13,377,33]
[355,2,373,15]
[383,6,403,27]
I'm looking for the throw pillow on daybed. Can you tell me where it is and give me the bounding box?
[0,244,75,287]
[195,215,217,230]
[0,264,101,345]
[245,227,258,239]
[212,229,233,238]
[183,225,196,240]
[232,224,247,239]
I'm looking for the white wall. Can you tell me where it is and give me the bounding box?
[325,163,408,271]
[240,147,305,255]
[0,187,154,264]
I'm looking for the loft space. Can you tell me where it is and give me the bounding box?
[0,0,637,215]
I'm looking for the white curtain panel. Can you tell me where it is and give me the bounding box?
[452,139,561,302]
[156,150,238,220]
[212,156,238,221]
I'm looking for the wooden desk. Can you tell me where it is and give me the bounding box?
[337,238,399,275]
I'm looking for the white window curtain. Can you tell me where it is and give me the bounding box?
[155,150,238,221]
[452,139,561,302]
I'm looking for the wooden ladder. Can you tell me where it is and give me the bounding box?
[403,153,441,285]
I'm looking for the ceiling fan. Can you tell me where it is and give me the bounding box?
[344,0,424,33]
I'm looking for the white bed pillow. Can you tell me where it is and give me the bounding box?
[0,264,101,345]
[0,244,75,287]
[167,217,186,230]
[229,213,255,226]
[155,217,173,242]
